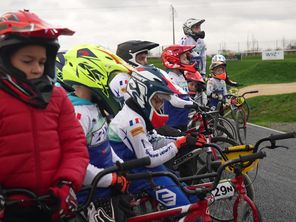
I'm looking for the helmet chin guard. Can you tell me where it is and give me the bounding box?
[0,10,74,108]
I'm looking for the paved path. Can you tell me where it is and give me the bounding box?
[238,82,296,98]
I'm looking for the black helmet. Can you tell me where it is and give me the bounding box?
[116,40,159,67]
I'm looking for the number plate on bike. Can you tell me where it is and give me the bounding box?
[210,181,235,201]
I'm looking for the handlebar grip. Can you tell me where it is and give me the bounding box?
[268,132,296,141]
[239,151,266,162]
[248,90,259,94]
[117,157,151,171]
[126,173,149,180]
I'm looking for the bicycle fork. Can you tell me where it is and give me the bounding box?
[232,176,261,222]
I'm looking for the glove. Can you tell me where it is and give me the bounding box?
[218,94,224,101]
[111,173,128,193]
[175,134,206,149]
[211,93,218,99]
[49,181,78,220]
[156,125,185,137]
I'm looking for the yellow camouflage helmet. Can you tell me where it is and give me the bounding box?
[62,44,134,115]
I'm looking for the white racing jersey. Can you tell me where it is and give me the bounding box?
[69,94,121,188]
[206,77,227,108]
[109,71,131,105]
[108,104,179,168]
[179,36,206,75]
[164,70,190,128]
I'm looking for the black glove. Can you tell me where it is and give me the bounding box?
[156,125,185,137]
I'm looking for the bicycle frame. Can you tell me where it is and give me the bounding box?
[127,199,211,222]
[232,175,261,222]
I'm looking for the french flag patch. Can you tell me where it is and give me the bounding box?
[129,117,140,126]
[119,80,128,86]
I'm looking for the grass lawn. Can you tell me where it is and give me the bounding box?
[248,93,296,125]
[149,54,296,126]
[149,54,296,87]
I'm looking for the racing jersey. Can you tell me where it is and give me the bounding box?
[206,77,227,108]
[164,70,190,129]
[108,104,179,168]
[109,71,131,106]
[69,93,121,188]
[179,36,206,76]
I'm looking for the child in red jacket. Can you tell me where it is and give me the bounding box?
[0,10,89,222]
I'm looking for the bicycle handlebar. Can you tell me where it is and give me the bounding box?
[116,157,151,171]
[241,90,259,97]
[254,132,296,152]
[268,132,296,141]
[225,90,259,100]
[126,150,266,196]
[2,157,151,212]
[78,157,151,211]
[2,189,50,206]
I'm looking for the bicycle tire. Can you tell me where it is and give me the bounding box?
[196,165,255,222]
[194,136,255,222]
[237,199,262,222]
[211,136,239,152]
[193,136,238,184]
[241,102,250,122]
[235,109,247,144]
[208,116,237,141]
[216,118,237,141]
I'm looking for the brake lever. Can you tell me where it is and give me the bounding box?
[266,145,289,150]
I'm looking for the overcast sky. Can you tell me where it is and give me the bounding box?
[1,0,296,54]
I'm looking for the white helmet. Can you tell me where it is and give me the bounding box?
[183,18,205,36]
[211,54,226,64]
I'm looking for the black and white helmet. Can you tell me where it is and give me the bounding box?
[116,40,159,67]
[183,18,205,36]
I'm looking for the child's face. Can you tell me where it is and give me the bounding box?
[213,66,226,75]
[10,45,46,80]
[188,81,198,92]
[180,52,190,65]
[136,51,148,65]
[151,93,170,112]
[192,24,201,33]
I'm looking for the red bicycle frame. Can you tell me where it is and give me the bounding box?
[232,175,261,222]
[127,199,211,222]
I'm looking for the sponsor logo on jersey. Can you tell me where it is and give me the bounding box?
[130,126,144,137]
[155,189,176,207]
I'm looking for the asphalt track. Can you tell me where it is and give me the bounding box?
[245,123,296,221]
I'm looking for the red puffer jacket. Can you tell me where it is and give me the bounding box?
[0,86,89,195]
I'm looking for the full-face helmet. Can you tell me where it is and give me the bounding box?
[183,18,205,40]
[127,66,181,128]
[0,10,74,108]
[161,45,197,73]
[62,44,134,115]
[116,40,159,67]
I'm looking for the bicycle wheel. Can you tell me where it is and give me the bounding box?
[235,109,247,144]
[236,199,262,222]
[216,118,237,141]
[211,136,239,152]
[195,162,255,221]
[241,102,250,122]
[208,116,237,141]
[193,137,255,221]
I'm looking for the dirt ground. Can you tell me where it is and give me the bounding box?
[238,82,296,132]
[238,82,296,98]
